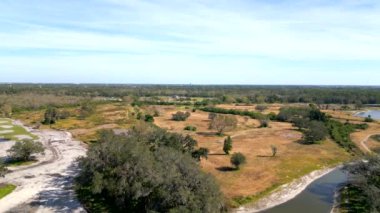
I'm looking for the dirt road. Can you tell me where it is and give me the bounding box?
[0,123,87,213]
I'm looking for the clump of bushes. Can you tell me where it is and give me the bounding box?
[7,139,45,162]
[144,114,154,122]
[184,125,197,131]
[172,111,191,121]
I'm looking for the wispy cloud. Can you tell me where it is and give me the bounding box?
[0,0,379,84]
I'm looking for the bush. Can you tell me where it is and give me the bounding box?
[42,106,58,125]
[230,152,246,169]
[365,115,374,122]
[302,121,328,144]
[255,105,268,112]
[172,111,191,121]
[7,139,45,162]
[76,129,224,212]
[209,114,238,135]
[259,119,269,128]
[184,125,197,131]
[192,147,209,161]
[144,114,154,122]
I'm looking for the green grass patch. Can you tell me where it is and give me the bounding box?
[6,159,37,167]
[0,184,16,199]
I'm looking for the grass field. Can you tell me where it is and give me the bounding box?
[0,118,37,141]
[0,184,16,200]
[13,103,375,207]
[154,106,352,206]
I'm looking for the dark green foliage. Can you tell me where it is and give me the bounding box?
[202,107,266,120]
[342,156,380,212]
[144,114,154,122]
[302,121,328,144]
[309,108,328,122]
[223,136,233,155]
[192,148,209,161]
[184,125,197,131]
[276,107,311,122]
[172,111,191,121]
[76,127,224,212]
[7,139,45,162]
[43,106,58,125]
[326,120,360,152]
[230,153,246,169]
[364,115,374,122]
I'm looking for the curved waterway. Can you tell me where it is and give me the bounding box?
[262,169,347,213]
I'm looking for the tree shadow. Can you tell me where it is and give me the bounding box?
[208,153,227,156]
[196,132,218,137]
[12,162,85,213]
[0,138,10,142]
[216,166,237,172]
[256,155,273,158]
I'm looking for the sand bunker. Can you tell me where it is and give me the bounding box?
[0,130,14,134]
[0,125,13,129]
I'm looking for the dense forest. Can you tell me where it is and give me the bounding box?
[0,84,379,108]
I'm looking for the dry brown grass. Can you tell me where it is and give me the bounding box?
[154,105,352,205]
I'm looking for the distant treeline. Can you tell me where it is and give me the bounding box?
[1,84,380,105]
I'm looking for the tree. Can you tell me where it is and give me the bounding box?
[230,152,246,169]
[7,140,45,162]
[302,121,328,144]
[76,129,224,212]
[223,136,233,155]
[192,147,209,161]
[209,114,238,135]
[43,106,58,125]
[172,111,191,121]
[0,161,8,177]
[271,145,277,157]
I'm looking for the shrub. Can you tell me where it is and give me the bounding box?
[172,111,191,121]
[230,152,246,169]
[255,105,268,112]
[364,115,374,122]
[144,114,154,122]
[271,145,277,157]
[184,125,197,131]
[7,139,45,162]
[259,119,269,128]
[192,148,209,161]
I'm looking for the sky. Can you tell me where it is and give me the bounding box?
[0,0,380,85]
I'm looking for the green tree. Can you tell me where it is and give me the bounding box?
[223,136,233,155]
[230,152,246,169]
[76,129,224,212]
[192,147,209,161]
[7,140,45,162]
[303,121,328,144]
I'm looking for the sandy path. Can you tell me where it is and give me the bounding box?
[0,121,87,213]
[358,133,380,154]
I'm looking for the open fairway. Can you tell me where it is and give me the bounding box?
[0,184,16,200]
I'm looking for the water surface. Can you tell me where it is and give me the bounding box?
[262,169,347,213]
[355,110,380,120]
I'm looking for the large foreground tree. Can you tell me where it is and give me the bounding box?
[76,125,225,212]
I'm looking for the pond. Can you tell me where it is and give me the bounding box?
[355,110,380,120]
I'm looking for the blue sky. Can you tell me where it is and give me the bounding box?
[0,0,379,85]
